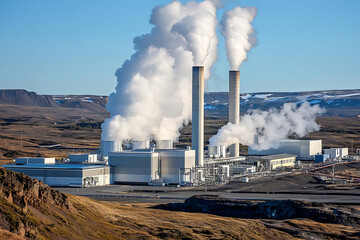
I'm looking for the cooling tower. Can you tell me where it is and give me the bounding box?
[101,141,122,157]
[192,66,204,166]
[156,140,174,149]
[229,70,240,157]
[132,140,150,150]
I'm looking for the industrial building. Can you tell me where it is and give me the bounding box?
[315,154,330,163]
[3,164,110,187]
[323,148,348,159]
[248,140,322,160]
[156,149,195,185]
[249,154,296,171]
[109,151,159,184]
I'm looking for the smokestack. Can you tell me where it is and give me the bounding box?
[229,70,240,157]
[192,66,204,166]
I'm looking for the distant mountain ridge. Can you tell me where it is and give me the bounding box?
[0,89,58,107]
[204,89,360,117]
[0,89,359,117]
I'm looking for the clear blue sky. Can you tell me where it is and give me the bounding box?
[0,0,359,95]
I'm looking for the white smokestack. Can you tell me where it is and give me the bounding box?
[209,102,325,151]
[192,66,204,166]
[228,70,240,157]
[220,6,257,70]
[101,0,218,144]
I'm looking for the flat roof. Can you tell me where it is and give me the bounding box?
[261,154,297,160]
[3,164,108,170]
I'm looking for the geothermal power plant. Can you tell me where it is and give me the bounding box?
[4,66,335,187]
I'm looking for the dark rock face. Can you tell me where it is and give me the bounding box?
[0,89,58,107]
[156,195,360,227]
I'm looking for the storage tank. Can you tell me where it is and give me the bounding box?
[101,141,122,157]
[220,145,226,158]
[132,140,150,150]
[156,140,174,149]
[208,145,220,157]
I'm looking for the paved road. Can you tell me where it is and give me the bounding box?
[56,185,360,204]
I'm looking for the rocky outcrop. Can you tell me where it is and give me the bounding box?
[156,195,360,227]
[0,89,58,107]
[0,168,72,212]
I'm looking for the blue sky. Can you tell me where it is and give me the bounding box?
[0,0,359,95]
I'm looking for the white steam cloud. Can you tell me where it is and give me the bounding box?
[209,103,325,151]
[102,0,218,142]
[220,6,257,70]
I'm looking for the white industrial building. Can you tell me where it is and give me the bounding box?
[249,154,296,171]
[108,145,196,185]
[248,140,322,160]
[324,148,348,159]
[3,164,110,187]
[156,149,195,185]
[109,151,159,184]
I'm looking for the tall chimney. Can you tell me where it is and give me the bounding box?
[229,70,240,157]
[192,66,204,166]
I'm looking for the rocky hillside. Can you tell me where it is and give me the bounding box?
[205,89,360,117]
[1,167,360,239]
[0,167,295,239]
[0,90,58,107]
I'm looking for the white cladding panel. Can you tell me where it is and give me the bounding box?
[248,140,322,159]
[208,145,220,157]
[309,140,322,156]
[109,151,159,183]
[340,148,348,157]
[101,141,122,157]
[3,165,109,187]
[324,148,348,159]
[132,141,150,150]
[15,157,56,165]
[156,140,174,149]
[157,149,195,184]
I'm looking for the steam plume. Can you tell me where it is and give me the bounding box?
[102,0,218,142]
[220,6,257,70]
[209,103,325,151]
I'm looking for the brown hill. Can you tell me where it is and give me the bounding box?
[0,167,297,239]
[0,90,58,107]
